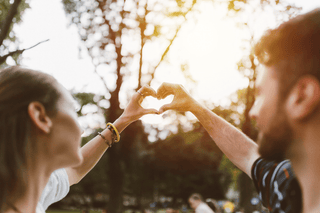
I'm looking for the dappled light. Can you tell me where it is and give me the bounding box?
[0,0,314,212]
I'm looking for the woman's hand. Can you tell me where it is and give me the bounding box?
[121,85,159,123]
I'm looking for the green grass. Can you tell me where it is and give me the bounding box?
[48,210,172,213]
[47,211,102,213]
[47,211,80,213]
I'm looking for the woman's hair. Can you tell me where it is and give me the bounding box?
[0,66,61,211]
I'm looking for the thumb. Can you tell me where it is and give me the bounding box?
[159,103,173,114]
[143,108,159,115]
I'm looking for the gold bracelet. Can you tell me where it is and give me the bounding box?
[97,132,113,147]
[106,122,120,143]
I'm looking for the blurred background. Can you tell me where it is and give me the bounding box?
[0,0,319,212]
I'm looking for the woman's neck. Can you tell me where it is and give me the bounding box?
[7,161,52,213]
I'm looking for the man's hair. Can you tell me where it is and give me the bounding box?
[0,66,61,211]
[189,193,203,201]
[255,8,320,99]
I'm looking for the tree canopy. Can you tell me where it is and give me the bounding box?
[0,0,30,66]
[0,0,304,212]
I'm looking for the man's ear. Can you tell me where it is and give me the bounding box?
[286,76,320,120]
[28,102,52,134]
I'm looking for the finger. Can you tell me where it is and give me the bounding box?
[132,91,140,100]
[142,108,159,115]
[144,87,157,98]
[157,83,170,96]
[157,83,174,99]
[159,103,173,114]
[158,91,172,100]
[149,87,157,98]
[138,96,144,105]
[138,85,156,98]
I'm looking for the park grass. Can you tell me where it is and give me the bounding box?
[47,210,168,213]
[47,211,102,213]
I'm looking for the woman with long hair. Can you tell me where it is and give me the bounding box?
[0,66,158,213]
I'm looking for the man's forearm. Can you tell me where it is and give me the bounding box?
[191,102,260,178]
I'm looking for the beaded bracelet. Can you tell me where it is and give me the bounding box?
[106,122,120,143]
[97,132,113,147]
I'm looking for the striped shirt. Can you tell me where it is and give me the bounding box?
[251,158,302,213]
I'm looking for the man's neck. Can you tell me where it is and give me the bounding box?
[289,123,320,213]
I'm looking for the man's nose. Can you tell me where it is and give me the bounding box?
[249,103,257,120]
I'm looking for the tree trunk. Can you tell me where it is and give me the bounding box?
[107,143,124,213]
[239,79,256,212]
[0,0,22,46]
[107,50,124,212]
[238,172,255,212]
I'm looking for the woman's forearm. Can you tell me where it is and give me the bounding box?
[65,115,132,185]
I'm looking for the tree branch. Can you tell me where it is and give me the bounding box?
[147,0,198,85]
[0,0,22,47]
[0,39,49,65]
[86,46,110,94]
[137,2,149,91]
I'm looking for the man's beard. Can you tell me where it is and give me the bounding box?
[257,107,293,162]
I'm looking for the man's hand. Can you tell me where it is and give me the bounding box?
[157,82,198,114]
[157,82,259,178]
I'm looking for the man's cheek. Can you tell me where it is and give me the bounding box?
[254,97,263,112]
[253,97,266,123]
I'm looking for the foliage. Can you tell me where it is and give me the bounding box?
[54,90,246,211]
[150,125,225,201]
[0,0,30,67]
[0,0,29,40]
[227,0,302,211]
[0,0,305,212]
[58,0,303,212]
[62,0,200,91]
[58,0,259,210]
[61,0,203,212]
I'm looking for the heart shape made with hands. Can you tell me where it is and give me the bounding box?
[140,95,174,112]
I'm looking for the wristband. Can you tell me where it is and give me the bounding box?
[97,132,113,147]
[106,122,120,143]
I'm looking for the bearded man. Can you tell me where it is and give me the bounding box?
[156,8,320,213]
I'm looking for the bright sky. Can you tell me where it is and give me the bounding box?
[11,0,320,130]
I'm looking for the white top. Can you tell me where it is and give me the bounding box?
[36,169,70,213]
[196,202,215,213]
